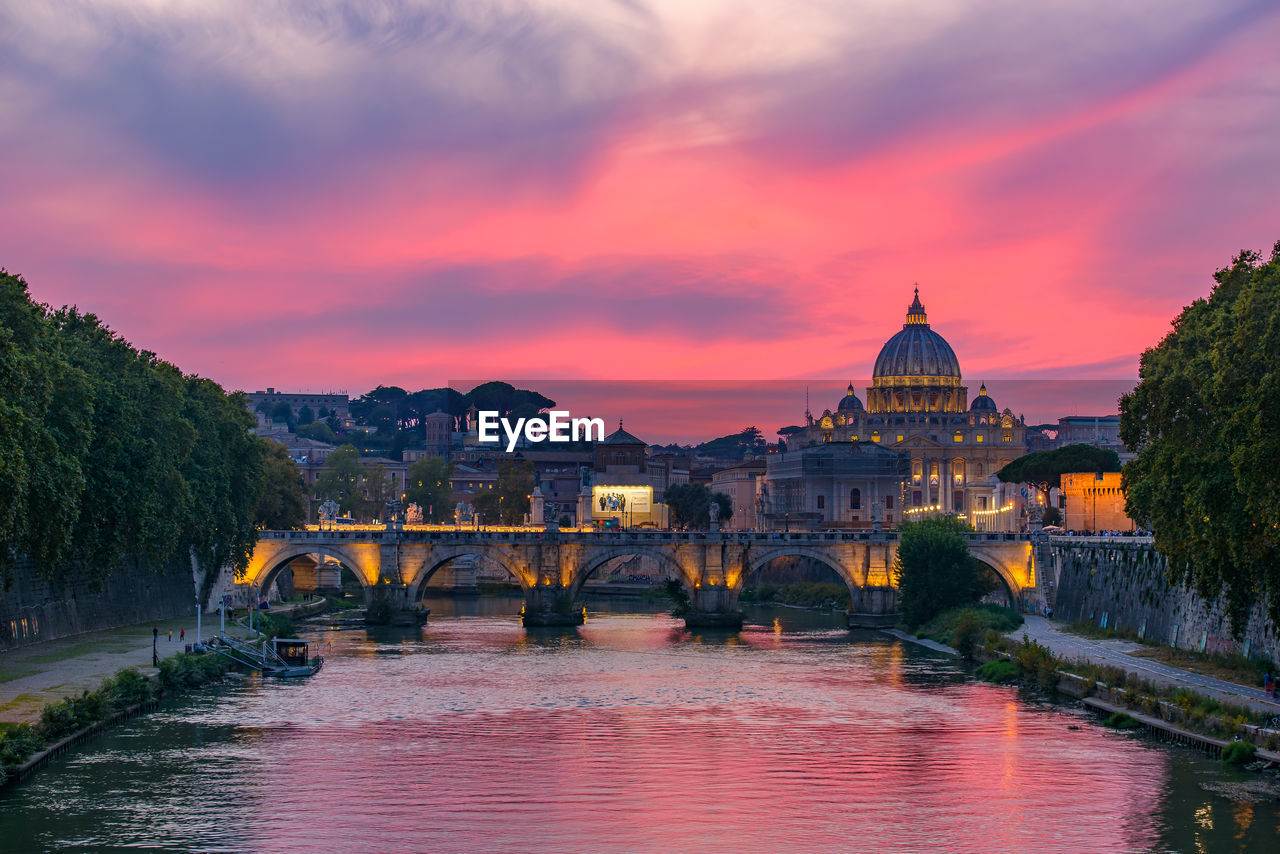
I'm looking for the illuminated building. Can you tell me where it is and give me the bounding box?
[782,288,1028,525]
[1060,471,1134,533]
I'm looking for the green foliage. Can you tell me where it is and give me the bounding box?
[739,582,851,609]
[0,723,45,781]
[975,661,1020,683]
[664,579,691,618]
[1120,243,1280,635]
[997,443,1121,489]
[100,668,155,713]
[295,421,336,443]
[698,426,766,460]
[664,483,734,529]
[917,604,1024,651]
[0,271,265,592]
[1041,505,1062,527]
[473,460,534,525]
[1011,636,1061,689]
[156,651,229,692]
[1104,711,1141,730]
[893,516,986,630]
[256,613,297,639]
[405,457,456,522]
[254,442,308,530]
[1221,741,1257,765]
[313,445,393,521]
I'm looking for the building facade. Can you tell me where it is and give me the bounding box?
[785,289,1028,523]
[1060,471,1135,533]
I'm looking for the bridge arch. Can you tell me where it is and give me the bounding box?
[740,547,861,598]
[968,543,1033,604]
[570,546,696,598]
[248,543,376,604]
[405,546,531,601]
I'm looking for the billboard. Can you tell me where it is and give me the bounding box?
[591,485,652,519]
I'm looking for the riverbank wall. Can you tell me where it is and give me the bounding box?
[0,556,196,651]
[1045,540,1280,662]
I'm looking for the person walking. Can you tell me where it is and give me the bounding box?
[180,628,185,642]
[168,629,173,642]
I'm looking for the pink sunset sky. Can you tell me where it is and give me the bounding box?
[3,1,1279,442]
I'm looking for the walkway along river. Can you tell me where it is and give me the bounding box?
[1,598,1277,853]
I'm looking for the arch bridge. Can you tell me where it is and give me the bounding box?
[241,528,1040,628]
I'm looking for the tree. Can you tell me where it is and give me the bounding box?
[997,443,1121,493]
[663,483,733,529]
[1120,243,1280,634]
[296,405,314,425]
[405,457,455,522]
[492,460,535,525]
[255,442,308,529]
[312,446,367,519]
[893,516,992,630]
[269,401,293,426]
[295,421,336,443]
[0,270,267,598]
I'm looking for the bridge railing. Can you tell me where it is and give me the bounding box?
[257,528,1031,545]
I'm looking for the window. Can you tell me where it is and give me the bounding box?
[850,488,861,510]
[912,490,923,506]
[954,432,963,442]
[872,433,881,442]
[817,495,825,510]
[976,434,984,443]
[1002,431,1012,442]
[885,495,894,510]
[896,434,904,443]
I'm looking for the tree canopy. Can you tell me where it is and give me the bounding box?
[404,457,455,522]
[997,443,1121,489]
[893,516,994,630]
[254,443,308,530]
[0,270,268,596]
[664,483,733,529]
[1120,243,1280,634]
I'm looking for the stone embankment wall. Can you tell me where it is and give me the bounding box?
[1047,540,1280,662]
[0,556,197,651]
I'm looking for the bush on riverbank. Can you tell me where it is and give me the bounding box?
[0,654,231,787]
[1222,741,1258,765]
[975,661,1019,683]
[1104,711,1140,730]
[254,613,297,639]
[917,604,1023,656]
[739,582,851,609]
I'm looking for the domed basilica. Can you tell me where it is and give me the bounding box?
[788,289,1026,521]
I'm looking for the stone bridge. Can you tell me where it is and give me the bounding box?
[241,528,1041,628]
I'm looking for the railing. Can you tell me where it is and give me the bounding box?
[259,528,1033,545]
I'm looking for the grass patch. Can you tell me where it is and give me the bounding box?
[1130,646,1278,691]
[1062,621,1150,644]
[976,660,1020,683]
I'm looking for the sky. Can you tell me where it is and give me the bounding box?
[3,1,1279,442]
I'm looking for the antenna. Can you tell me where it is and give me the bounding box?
[804,385,811,419]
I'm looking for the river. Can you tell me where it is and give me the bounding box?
[2,598,1277,852]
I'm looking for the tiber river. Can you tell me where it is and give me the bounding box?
[2,598,1278,853]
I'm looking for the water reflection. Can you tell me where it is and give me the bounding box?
[1,601,1277,853]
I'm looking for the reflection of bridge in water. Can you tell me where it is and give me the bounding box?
[243,528,1042,628]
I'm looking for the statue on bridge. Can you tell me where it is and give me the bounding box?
[870,500,883,533]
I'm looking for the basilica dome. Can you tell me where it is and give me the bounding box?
[871,289,961,385]
[970,383,998,412]
[836,382,864,413]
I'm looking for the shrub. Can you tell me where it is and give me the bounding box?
[1104,712,1140,730]
[976,661,1020,684]
[102,668,155,713]
[1221,741,1257,765]
[0,723,45,778]
[664,579,691,618]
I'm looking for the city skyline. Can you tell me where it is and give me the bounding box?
[4,2,1279,427]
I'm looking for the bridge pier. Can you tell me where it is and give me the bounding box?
[522,586,584,627]
[847,586,898,629]
[685,585,743,630]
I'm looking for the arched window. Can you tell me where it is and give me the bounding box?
[850,488,861,510]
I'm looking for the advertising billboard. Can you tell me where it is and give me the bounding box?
[591,485,652,519]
